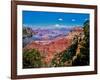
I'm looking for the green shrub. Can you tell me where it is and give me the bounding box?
[23,49,43,68]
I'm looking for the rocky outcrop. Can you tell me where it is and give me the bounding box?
[23,27,36,39]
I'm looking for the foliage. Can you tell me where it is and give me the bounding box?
[72,20,90,66]
[23,49,43,68]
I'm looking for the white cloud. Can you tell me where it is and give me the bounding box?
[54,24,71,28]
[72,19,76,21]
[55,24,60,27]
[58,18,63,21]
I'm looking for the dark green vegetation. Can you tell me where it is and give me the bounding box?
[23,20,90,68]
[72,20,90,66]
[23,49,43,68]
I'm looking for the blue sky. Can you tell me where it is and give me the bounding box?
[22,11,89,28]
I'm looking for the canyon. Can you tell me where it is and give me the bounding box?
[23,27,83,64]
